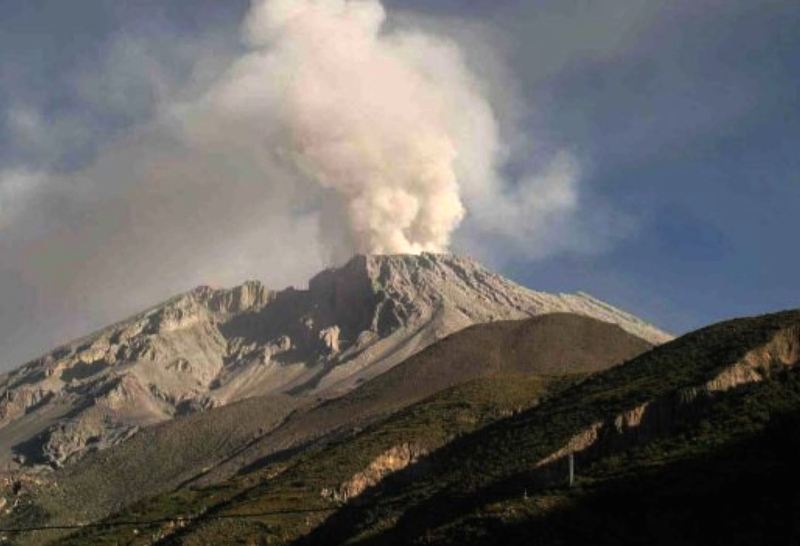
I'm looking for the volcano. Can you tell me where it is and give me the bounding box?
[0,253,669,468]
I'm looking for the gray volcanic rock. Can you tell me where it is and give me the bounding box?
[0,253,670,469]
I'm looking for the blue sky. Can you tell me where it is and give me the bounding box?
[0,0,798,367]
[502,0,800,332]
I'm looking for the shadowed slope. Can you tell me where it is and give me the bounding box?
[295,309,800,546]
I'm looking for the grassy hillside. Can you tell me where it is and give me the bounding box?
[294,309,800,545]
[456,370,800,546]
[50,374,569,545]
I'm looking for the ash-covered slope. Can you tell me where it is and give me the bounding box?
[0,253,669,469]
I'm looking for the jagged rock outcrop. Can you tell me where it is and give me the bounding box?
[0,253,669,468]
[321,443,427,502]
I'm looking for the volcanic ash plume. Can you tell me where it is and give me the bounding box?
[211,0,491,255]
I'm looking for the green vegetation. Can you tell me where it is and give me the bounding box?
[415,368,800,546]
[52,374,563,545]
[295,310,800,545]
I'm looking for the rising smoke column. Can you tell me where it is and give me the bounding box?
[182,0,580,261]
[0,0,591,365]
[220,0,478,255]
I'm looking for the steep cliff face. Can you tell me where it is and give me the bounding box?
[322,443,428,503]
[0,253,669,468]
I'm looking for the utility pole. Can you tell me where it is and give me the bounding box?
[568,452,575,488]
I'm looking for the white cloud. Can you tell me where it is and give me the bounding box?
[0,0,612,366]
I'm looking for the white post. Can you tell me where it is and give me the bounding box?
[568,452,575,487]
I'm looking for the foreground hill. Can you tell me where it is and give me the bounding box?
[297,309,800,545]
[0,313,651,542]
[53,375,562,546]
[48,308,799,546]
[0,254,668,470]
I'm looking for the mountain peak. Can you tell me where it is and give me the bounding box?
[309,252,669,344]
[337,251,483,277]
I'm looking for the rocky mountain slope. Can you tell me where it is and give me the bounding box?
[0,253,669,469]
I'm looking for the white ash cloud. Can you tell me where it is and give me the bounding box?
[0,0,588,366]
[208,0,471,255]
[187,0,580,257]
